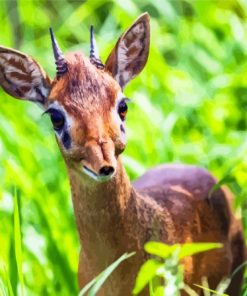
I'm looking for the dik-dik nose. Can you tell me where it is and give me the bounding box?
[98,166,115,176]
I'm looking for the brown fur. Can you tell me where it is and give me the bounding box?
[0,13,245,296]
[49,53,118,115]
[70,162,245,296]
[50,50,246,295]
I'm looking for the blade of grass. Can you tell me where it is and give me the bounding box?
[182,285,199,296]
[0,278,7,296]
[14,188,24,296]
[215,278,231,295]
[88,252,135,296]
[79,252,135,296]
[0,262,14,296]
[231,260,247,280]
[193,284,229,296]
[201,277,210,296]
[33,199,77,293]
[78,277,98,296]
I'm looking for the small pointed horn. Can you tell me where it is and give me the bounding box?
[90,26,104,69]
[49,28,68,78]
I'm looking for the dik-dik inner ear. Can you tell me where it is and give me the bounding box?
[105,13,150,89]
[0,46,51,107]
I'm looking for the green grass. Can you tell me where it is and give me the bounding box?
[0,0,247,295]
[79,253,135,296]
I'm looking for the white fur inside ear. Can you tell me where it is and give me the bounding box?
[115,21,147,88]
[0,51,50,105]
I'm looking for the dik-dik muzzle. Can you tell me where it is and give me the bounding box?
[82,138,117,181]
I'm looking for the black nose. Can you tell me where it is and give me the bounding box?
[99,166,115,176]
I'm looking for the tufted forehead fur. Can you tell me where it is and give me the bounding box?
[49,52,121,118]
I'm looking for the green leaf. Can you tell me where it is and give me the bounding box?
[144,242,222,260]
[178,243,223,259]
[79,252,135,296]
[132,259,163,295]
[144,242,177,259]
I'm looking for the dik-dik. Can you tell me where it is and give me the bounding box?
[0,13,245,296]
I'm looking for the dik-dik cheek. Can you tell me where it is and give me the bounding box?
[114,133,126,156]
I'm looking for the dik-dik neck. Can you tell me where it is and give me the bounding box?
[67,158,133,246]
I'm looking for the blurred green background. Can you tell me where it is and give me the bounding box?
[0,0,247,295]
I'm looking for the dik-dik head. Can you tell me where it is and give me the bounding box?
[0,13,150,182]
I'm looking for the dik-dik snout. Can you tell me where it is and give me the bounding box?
[81,138,117,181]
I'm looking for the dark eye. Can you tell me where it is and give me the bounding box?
[47,109,65,131]
[118,100,128,121]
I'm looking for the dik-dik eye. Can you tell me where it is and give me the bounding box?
[46,108,65,131]
[118,99,128,121]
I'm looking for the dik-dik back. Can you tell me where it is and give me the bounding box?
[0,13,245,295]
[134,164,246,295]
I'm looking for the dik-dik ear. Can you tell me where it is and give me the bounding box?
[105,13,150,89]
[0,46,51,107]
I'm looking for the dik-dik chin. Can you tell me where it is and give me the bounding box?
[0,12,245,296]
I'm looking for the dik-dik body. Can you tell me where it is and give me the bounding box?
[0,13,245,295]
